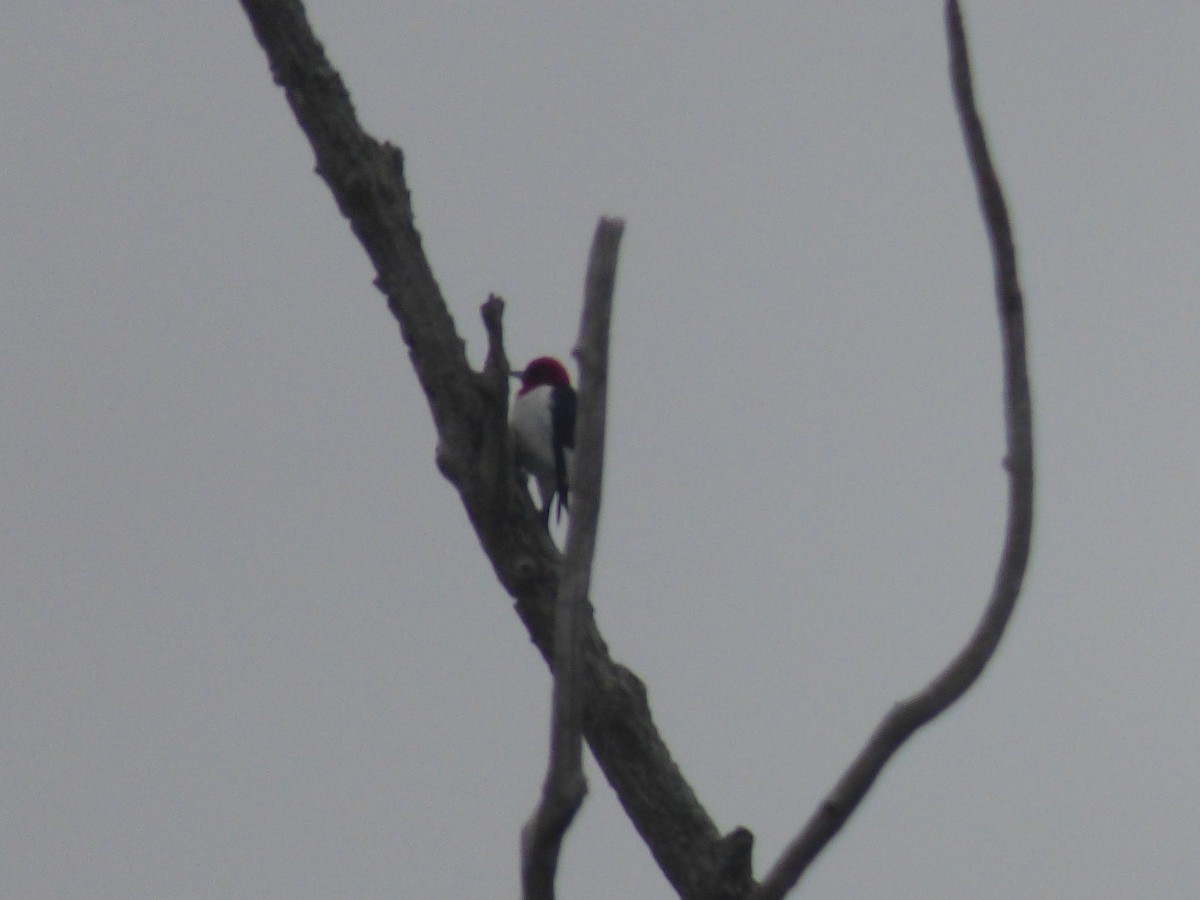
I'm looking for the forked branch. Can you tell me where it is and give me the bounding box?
[237,3,733,898]
[752,3,1035,897]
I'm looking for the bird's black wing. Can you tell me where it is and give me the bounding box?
[552,385,577,517]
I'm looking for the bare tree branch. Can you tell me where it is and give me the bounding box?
[752,3,1035,897]
[239,2,1026,897]
[521,219,624,900]
[236,3,739,897]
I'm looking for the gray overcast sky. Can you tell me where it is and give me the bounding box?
[3,2,1198,897]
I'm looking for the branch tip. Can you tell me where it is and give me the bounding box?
[481,293,511,379]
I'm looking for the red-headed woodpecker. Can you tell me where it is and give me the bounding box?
[511,356,577,527]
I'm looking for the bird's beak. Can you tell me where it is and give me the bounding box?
[509,370,524,381]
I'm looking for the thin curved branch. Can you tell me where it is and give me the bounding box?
[753,3,1035,897]
[237,3,736,898]
[521,218,624,899]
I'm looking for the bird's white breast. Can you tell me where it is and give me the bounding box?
[511,385,556,475]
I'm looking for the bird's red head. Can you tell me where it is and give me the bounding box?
[516,357,572,394]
